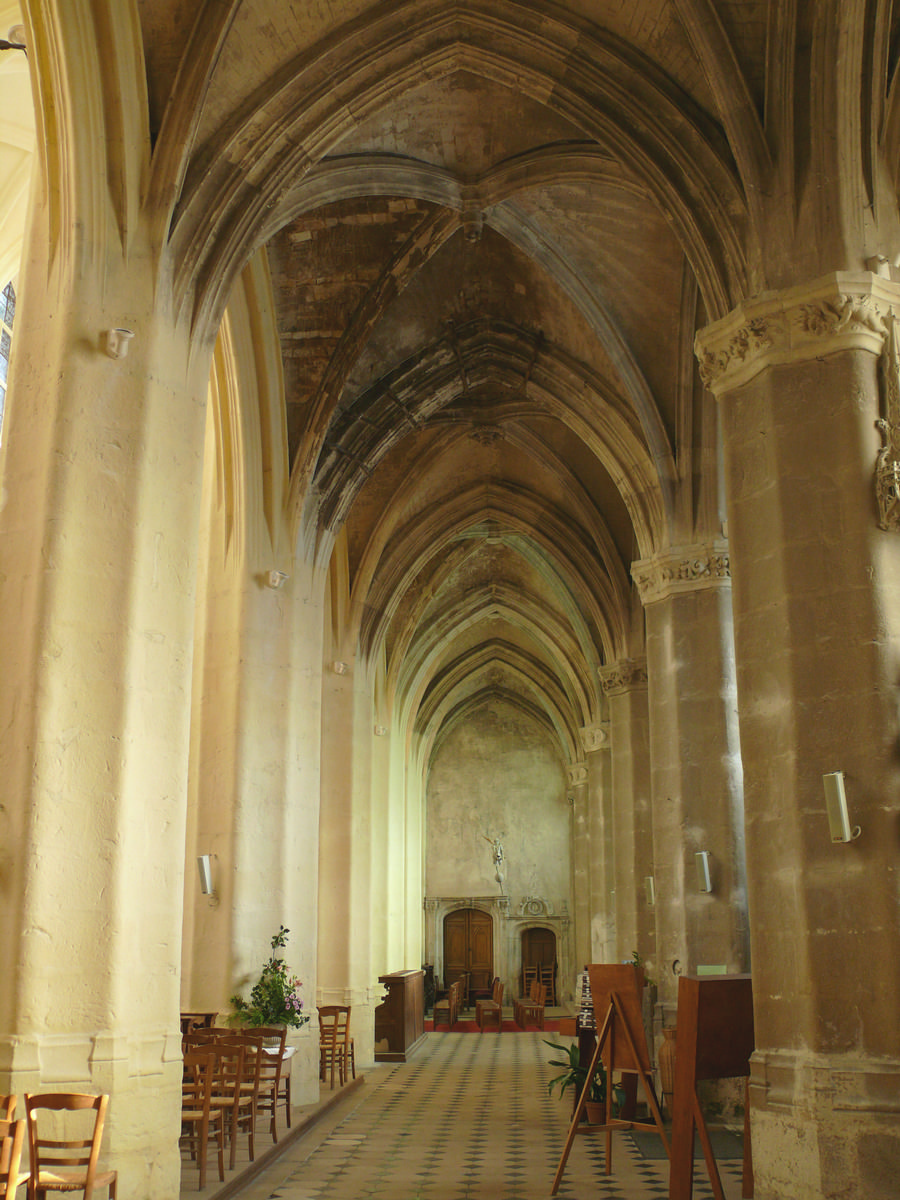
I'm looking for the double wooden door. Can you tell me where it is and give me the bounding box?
[443,908,493,995]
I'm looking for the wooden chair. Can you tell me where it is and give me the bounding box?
[203,1042,248,1171]
[25,1092,118,1200]
[540,963,556,1006]
[476,979,504,1032]
[513,975,540,1027]
[0,1101,14,1122]
[517,981,546,1029]
[456,972,470,1012]
[522,965,538,999]
[318,1006,353,1089]
[181,1050,225,1190]
[216,1033,263,1167]
[1,1118,28,1200]
[432,979,460,1029]
[247,1026,287,1142]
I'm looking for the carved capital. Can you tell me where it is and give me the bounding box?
[695,272,900,395]
[579,723,610,753]
[876,317,900,531]
[567,763,588,788]
[631,542,731,605]
[599,658,648,695]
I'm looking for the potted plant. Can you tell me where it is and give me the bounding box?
[543,1039,626,1124]
[229,925,310,1029]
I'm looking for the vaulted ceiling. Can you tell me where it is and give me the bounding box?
[136,0,828,757]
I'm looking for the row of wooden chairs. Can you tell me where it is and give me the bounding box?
[432,977,466,1029]
[523,964,556,1006]
[514,978,547,1029]
[1,1091,117,1199]
[181,1025,290,1190]
[475,977,504,1032]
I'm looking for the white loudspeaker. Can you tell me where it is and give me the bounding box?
[105,328,134,359]
[823,771,854,842]
[197,854,214,895]
[644,876,656,906]
[695,850,712,893]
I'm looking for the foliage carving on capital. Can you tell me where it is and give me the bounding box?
[631,544,731,604]
[697,316,779,388]
[876,318,900,532]
[695,273,900,394]
[599,658,648,696]
[794,293,888,341]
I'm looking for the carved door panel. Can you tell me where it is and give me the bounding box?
[444,911,469,987]
[443,908,493,995]
[467,910,493,993]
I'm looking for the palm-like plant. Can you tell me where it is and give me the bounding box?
[543,1038,608,1104]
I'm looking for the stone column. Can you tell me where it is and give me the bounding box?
[581,722,615,963]
[0,232,206,1196]
[317,656,381,1067]
[696,272,900,1200]
[568,760,591,973]
[632,547,749,1010]
[599,660,655,975]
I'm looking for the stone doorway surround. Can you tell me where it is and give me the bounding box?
[424,895,573,1004]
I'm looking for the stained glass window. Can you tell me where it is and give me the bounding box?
[0,281,14,439]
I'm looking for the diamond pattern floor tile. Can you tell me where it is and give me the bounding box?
[229,1031,747,1200]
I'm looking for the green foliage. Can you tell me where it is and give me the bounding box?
[229,926,310,1028]
[543,1038,608,1104]
[631,948,654,989]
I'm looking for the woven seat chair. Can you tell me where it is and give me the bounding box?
[1,1118,28,1200]
[25,1092,118,1200]
[318,1006,354,1090]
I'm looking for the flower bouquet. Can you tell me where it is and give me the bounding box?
[229,925,310,1028]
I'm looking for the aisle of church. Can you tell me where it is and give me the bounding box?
[230,1032,745,1200]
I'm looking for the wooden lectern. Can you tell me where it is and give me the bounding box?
[551,963,669,1194]
[668,973,754,1200]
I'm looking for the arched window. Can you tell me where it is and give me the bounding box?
[0,280,14,439]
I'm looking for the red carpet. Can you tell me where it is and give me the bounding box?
[425,1018,561,1033]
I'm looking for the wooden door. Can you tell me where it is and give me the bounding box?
[522,926,556,969]
[522,926,557,1001]
[443,908,493,994]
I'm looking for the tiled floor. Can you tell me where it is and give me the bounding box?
[221,1030,746,1200]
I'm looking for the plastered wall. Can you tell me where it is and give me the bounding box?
[425,698,570,905]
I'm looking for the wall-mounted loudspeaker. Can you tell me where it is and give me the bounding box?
[695,850,712,893]
[197,854,214,895]
[644,876,656,907]
[822,771,860,842]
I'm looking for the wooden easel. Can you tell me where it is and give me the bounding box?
[669,974,754,1200]
[551,964,669,1194]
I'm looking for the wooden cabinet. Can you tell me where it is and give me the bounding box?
[374,969,427,1062]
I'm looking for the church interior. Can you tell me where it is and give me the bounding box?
[1,2,899,1197]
